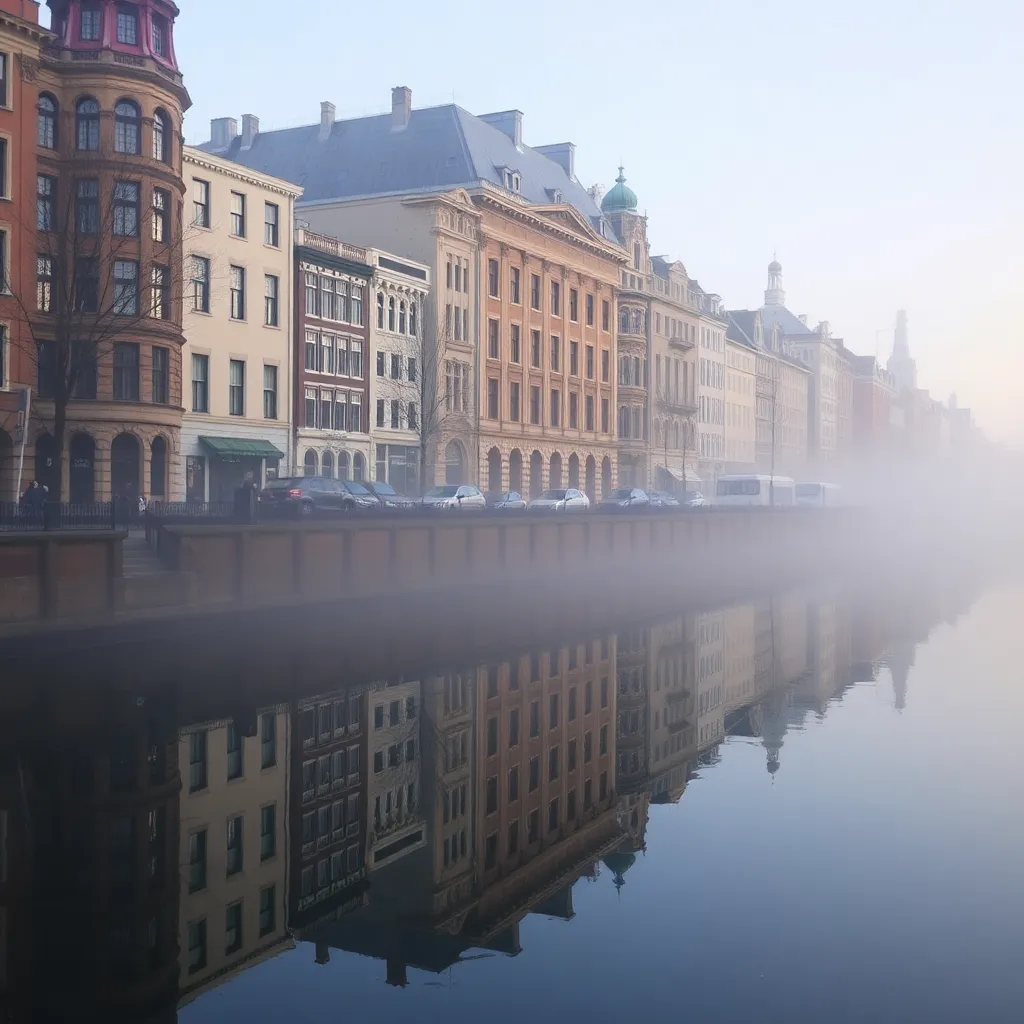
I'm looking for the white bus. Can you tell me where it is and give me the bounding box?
[795,482,842,507]
[715,474,796,507]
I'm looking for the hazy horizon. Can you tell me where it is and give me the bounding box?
[47,0,1023,443]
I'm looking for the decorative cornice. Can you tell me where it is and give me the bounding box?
[184,148,303,199]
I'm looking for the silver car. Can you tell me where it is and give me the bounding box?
[421,484,487,510]
[527,488,590,512]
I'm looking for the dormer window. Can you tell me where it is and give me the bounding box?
[80,5,102,41]
[547,188,564,203]
[116,4,138,46]
[501,169,521,193]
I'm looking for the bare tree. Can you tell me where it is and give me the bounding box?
[7,152,185,500]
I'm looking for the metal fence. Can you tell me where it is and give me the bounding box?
[0,501,120,531]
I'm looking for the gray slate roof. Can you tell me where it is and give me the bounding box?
[760,302,815,338]
[727,309,758,347]
[197,104,614,239]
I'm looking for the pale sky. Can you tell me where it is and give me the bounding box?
[59,0,1024,441]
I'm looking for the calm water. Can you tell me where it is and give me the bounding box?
[2,573,1023,1023]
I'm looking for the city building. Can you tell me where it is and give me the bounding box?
[293,228,372,482]
[290,689,368,932]
[851,354,896,451]
[367,681,425,871]
[14,0,191,502]
[199,88,624,493]
[724,334,756,470]
[758,259,840,466]
[726,308,809,475]
[695,292,729,488]
[177,708,291,1004]
[887,309,917,395]
[370,250,430,494]
[0,0,49,502]
[696,610,725,753]
[646,615,696,803]
[180,148,301,501]
[836,343,855,459]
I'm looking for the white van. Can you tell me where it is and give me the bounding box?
[795,482,841,507]
[715,475,796,507]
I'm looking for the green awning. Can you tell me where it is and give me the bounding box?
[199,436,284,459]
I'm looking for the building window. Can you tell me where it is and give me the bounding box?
[488,259,499,298]
[116,3,138,44]
[487,378,498,420]
[486,775,498,815]
[551,281,561,317]
[259,886,276,937]
[569,341,579,377]
[586,293,594,327]
[530,274,540,310]
[230,191,246,237]
[530,385,540,425]
[550,389,560,427]
[569,288,578,322]
[75,256,98,312]
[226,722,244,780]
[510,266,521,304]
[260,804,276,860]
[191,256,210,313]
[188,730,208,792]
[509,324,521,364]
[229,266,245,320]
[114,100,140,154]
[110,182,140,239]
[187,919,207,975]
[152,187,170,242]
[193,179,210,227]
[76,98,100,151]
[531,329,541,368]
[112,260,138,315]
[585,394,594,431]
[529,755,539,793]
[229,360,245,416]
[36,256,53,312]
[602,398,609,433]
[549,745,559,781]
[586,344,594,380]
[264,274,279,326]
[187,828,207,893]
[146,264,169,320]
[152,109,170,162]
[529,700,540,738]
[80,5,102,40]
[509,382,520,422]
[112,342,139,400]
[550,335,560,372]
[488,319,499,359]
[263,364,278,420]
[152,14,166,57]
[191,353,209,413]
[147,345,170,405]
[390,399,400,428]
[224,902,243,956]
[226,816,243,876]
[38,95,57,148]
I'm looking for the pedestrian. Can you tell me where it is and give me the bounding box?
[137,492,148,515]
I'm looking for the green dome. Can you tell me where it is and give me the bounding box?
[601,167,638,213]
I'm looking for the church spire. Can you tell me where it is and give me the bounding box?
[887,309,917,394]
[764,254,785,307]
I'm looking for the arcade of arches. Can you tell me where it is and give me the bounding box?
[1,427,179,502]
[482,445,614,500]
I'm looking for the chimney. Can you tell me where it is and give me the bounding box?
[319,101,335,142]
[797,313,808,326]
[535,143,575,179]
[209,117,237,152]
[240,113,259,151]
[391,86,411,132]
[479,110,523,149]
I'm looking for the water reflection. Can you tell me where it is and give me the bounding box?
[0,577,981,1020]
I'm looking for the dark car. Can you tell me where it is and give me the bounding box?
[365,480,418,510]
[485,490,527,510]
[648,490,680,508]
[259,476,379,517]
[599,487,651,510]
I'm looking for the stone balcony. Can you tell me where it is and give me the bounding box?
[295,228,368,264]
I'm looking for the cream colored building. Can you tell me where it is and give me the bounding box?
[696,610,725,752]
[725,337,756,469]
[180,148,302,501]
[178,709,291,1005]
[696,308,728,490]
[722,602,757,715]
[369,252,431,494]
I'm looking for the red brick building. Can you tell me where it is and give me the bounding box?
[851,354,896,450]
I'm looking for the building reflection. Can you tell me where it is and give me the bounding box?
[0,574,985,1015]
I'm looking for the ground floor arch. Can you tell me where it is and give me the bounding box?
[568,453,580,490]
[529,450,543,498]
[487,447,502,493]
[549,452,562,490]
[69,432,96,503]
[150,435,168,499]
[110,432,141,500]
[602,457,612,497]
[34,434,59,496]
[509,449,523,495]
[585,455,596,502]
[445,440,467,486]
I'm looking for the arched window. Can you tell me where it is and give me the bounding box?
[387,297,395,332]
[338,452,350,481]
[619,306,629,333]
[409,302,417,337]
[303,449,318,476]
[38,94,57,149]
[353,453,365,481]
[76,98,100,151]
[150,436,167,498]
[114,100,141,154]
[152,108,171,163]
[376,293,385,329]
[632,308,644,334]
[321,451,334,478]
[399,301,407,334]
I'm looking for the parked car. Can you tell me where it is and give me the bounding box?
[365,480,418,510]
[485,490,527,510]
[259,476,377,517]
[648,490,680,508]
[528,488,590,512]
[679,490,708,508]
[421,484,487,510]
[599,487,651,510]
